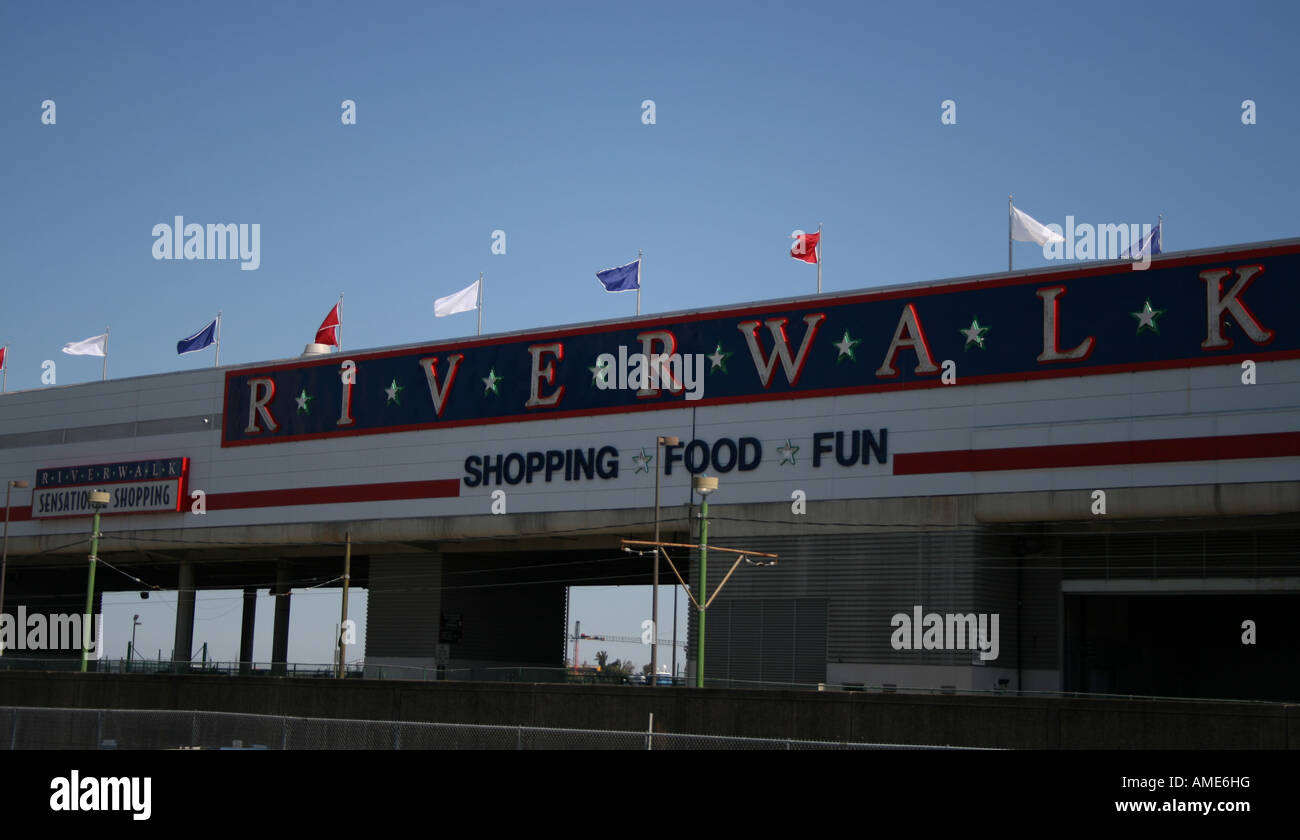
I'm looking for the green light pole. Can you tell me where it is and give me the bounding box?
[0,479,31,657]
[692,475,717,688]
[81,490,110,673]
[128,614,140,672]
[651,434,680,688]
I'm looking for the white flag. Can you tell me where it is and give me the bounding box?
[434,279,480,317]
[1010,205,1065,245]
[62,333,108,356]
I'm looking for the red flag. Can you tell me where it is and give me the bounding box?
[791,231,820,264]
[0,346,6,370]
[315,303,341,345]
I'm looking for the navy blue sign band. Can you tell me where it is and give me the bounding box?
[222,245,1298,447]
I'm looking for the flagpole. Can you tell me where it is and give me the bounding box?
[637,250,642,316]
[2,346,6,393]
[102,326,109,381]
[477,272,484,336]
[337,293,344,352]
[1158,213,1163,251]
[816,223,822,294]
[1008,195,1013,272]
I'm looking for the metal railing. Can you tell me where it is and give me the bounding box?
[0,656,365,678]
[364,663,675,684]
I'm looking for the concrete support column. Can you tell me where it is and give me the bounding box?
[172,559,196,673]
[238,587,257,674]
[271,561,292,676]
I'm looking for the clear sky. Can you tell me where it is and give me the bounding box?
[1,0,1296,670]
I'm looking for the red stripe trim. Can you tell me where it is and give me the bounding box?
[205,479,461,511]
[893,431,1300,475]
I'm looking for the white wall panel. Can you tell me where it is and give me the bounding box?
[0,355,1294,539]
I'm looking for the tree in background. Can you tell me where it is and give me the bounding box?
[592,650,637,677]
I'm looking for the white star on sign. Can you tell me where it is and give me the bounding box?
[482,368,502,395]
[384,379,403,405]
[589,358,610,386]
[632,448,653,474]
[777,439,799,465]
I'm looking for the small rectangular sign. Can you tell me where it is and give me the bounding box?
[31,457,189,518]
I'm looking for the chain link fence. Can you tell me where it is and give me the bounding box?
[0,706,968,750]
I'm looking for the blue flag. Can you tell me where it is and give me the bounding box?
[1121,222,1163,259]
[177,318,217,355]
[596,258,640,293]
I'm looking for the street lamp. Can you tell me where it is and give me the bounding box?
[80,490,111,673]
[129,614,141,672]
[650,434,680,687]
[0,479,30,657]
[692,474,718,688]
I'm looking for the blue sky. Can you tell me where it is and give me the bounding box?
[2,0,1296,669]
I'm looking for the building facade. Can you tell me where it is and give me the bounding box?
[1,239,1296,699]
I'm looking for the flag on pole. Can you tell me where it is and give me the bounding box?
[595,259,641,293]
[315,302,341,345]
[1121,221,1163,259]
[435,279,481,317]
[1010,204,1065,246]
[177,318,218,355]
[791,231,821,264]
[62,333,108,356]
[0,346,6,371]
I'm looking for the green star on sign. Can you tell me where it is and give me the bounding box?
[1131,299,1166,335]
[384,379,403,406]
[707,344,732,374]
[295,389,312,414]
[833,330,860,363]
[960,317,990,350]
[482,368,502,396]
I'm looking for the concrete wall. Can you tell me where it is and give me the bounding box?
[0,672,1293,749]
